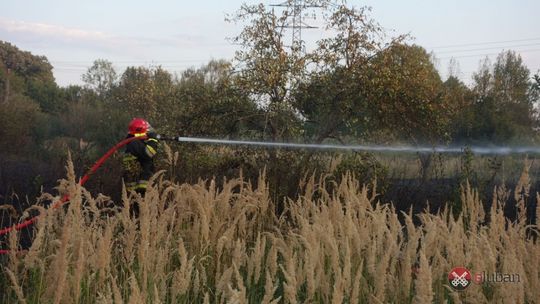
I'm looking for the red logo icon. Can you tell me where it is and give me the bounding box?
[448,267,472,291]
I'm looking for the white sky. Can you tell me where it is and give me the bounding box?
[2,0,539,87]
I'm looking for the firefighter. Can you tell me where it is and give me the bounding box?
[122,118,159,199]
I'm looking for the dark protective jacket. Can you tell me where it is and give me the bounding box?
[122,132,159,192]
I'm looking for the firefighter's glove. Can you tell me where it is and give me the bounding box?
[147,131,158,139]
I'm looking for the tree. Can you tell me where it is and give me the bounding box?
[301,4,451,145]
[444,76,475,142]
[0,40,67,120]
[0,94,40,153]
[447,57,461,79]
[313,4,390,71]
[492,51,530,105]
[365,44,449,143]
[294,3,394,143]
[25,80,66,113]
[297,43,450,144]
[229,1,413,143]
[465,51,537,143]
[472,58,492,99]
[165,60,258,137]
[0,41,57,109]
[533,71,540,107]
[0,41,54,83]
[227,2,333,140]
[82,59,118,98]
[114,66,172,121]
[295,67,361,143]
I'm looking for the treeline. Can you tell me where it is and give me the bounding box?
[0,1,539,202]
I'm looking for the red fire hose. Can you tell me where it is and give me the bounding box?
[0,135,146,254]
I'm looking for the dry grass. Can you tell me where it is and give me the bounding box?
[1,160,540,303]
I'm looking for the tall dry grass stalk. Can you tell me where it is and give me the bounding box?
[413,250,433,303]
[1,159,539,303]
[4,267,26,304]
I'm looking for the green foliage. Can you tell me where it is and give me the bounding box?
[227,2,317,141]
[0,64,25,102]
[161,60,259,138]
[0,40,56,111]
[295,67,368,142]
[0,40,54,83]
[492,51,531,104]
[228,3,294,98]
[297,43,451,144]
[451,51,538,144]
[0,94,41,154]
[459,147,475,184]
[366,44,450,143]
[445,76,475,141]
[334,152,389,191]
[25,79,66,113]
[82,59,118,97]
[229,2,451,145]
[114,65,174,122]
[314,3,388,69]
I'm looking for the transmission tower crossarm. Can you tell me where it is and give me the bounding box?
[270,0,321,54]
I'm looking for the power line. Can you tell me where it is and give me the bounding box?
[437,48,540,59]
[53,66,198,71]
[53,63,202,68]
[51,60,216,72]
[428,37,540,49]
[50,59,207,64]
[433,42,540,55]
[51,47,539,70]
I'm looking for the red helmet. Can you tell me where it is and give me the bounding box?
[128,118,151,135]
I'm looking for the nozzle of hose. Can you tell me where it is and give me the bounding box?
[156,134,180,141]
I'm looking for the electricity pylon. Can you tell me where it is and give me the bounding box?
[270,0,320,54]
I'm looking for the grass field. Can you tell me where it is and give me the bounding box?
[0,157,539,303]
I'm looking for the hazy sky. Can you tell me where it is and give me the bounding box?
[2,0,539,87]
